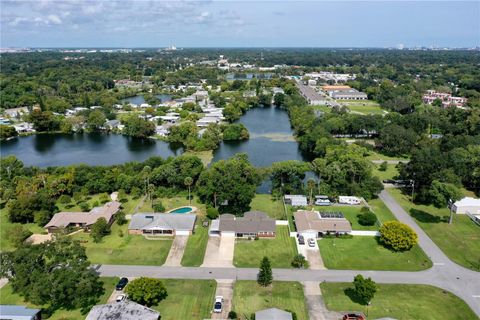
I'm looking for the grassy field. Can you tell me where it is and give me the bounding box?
[233,281,309,320]
[184,150,214,166]
[367,198,397,224]
[57,194,140,214]
[0,277,118,320]
[320,282,477,320]
[71,223,173,265]
[181,221,209,267]
[0,208,45,252]
[372,163,400,181]
[387,188,480,271]
[249,194,286,219]
[152,279,216,320]
[365,150,410,162]
[342,100,386,115]
[318,237,432,271]
[234,226,297,268]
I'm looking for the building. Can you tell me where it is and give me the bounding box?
[284,195,308,207]
[294,210,352,238]
[297,83,328,105]
[86,301,160,320]
[452,197,480,215]
[105,119,121,130]
[3,107,29,119]
[209,211,276,238]
[422,90,467,108]
[196,116,220,127]
[255,308,293,320]
[338,196,362,205]
[331,90,367,100]
[0,305,41,320]
[12,122,35,133]
[128,213,196,236]
[44,201,121,233]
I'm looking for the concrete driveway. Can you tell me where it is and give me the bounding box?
[306,246,326,270]
[211,279,234,319]
[164,236,189,266]
[201,236,234,268]
[303,281,342,320]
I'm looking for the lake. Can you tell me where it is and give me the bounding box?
[121,94,172,105]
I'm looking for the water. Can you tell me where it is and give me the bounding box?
[121,94,171,105]
[170,207,194,214]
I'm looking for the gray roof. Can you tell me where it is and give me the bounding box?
[0,305,40,319]
[255,308,293,320]
[86,301,160,320]
[218,211,275,234]
[129,213,196,231]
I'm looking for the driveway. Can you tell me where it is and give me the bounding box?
[201,236,234,268]
[211,279,234,319]
[164,236,189,267]
[303,281,342,320]
[306,245,326,270]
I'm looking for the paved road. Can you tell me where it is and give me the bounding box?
[371,160,409,164]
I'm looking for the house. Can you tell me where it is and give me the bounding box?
[255,308,293,320]
[12,122,35,133]
[44,201,121,233]
[196,116,220,127]
[284,195,308,207]
[452,197,480,215]
[105,119,121,130]
[86,301,160,320]
[4,107,29,119]
[338,196,361,205]
[294,210,352,238]
[0,305,41,320]
[128,213,196,236]
[209,211,276,238]
[422,90,467,108]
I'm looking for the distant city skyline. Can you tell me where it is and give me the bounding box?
[1,1,479,48]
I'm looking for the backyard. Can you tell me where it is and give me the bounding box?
[388,188,480,271]
[0,207,44,251]
[136,195,207,217]
[318,236,432,271]
[320,282,477,320]
[233,226,297,268]
[233,281,309,320]
[249,194,286,219]
[181,220,209,267]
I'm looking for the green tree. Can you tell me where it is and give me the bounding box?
[116,210,127,225]
[206,207,219,219]
[379,221,418,251]
[125,277,168,307]
[426,180,463,208]
[270,160,310,195]
[0,125,18,140]
[87,110,106,131]
[257,256,273,287]
[273,93,286,106]
[358,207,377,226]
[353,274,377,305]
[222,123,250,141]
[378,161,388,172]
[184,176,193,204]
[122,115,155,139]
[6,225,33,248]
[90,217,110,243]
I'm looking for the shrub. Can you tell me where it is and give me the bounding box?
[353,274,377,305]
[379,221,418,251]
[6,225,33,248]
[58,195,72,204]
[90,217,111,243]
[228,311,237,319]
[34,210,53,227]
[125,277,168,307]
[116,210,127,225]
[152,201,165,212]
[291,254,309,269]
[206,207,219,219]
[358,211,377,226]
[99,192,110,204]
[378,161,388,171]
[118,229,124,238]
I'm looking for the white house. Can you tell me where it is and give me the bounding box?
[452,197,480,215]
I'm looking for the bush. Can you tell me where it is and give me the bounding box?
[118,229,124,238]
[34,210,53,227]
[152,201,165,212]
[125,277,168,307]
[116,211,127,225]
[206,207,219,219]
[90,217,110,243]
[379,221,418,251]
[99,192,110,204]
[6,225,33,248]
[78,202,89,212]
[131,186,142,199]
[58,195,72,204]
[291,254,309,269]
[228,311,237,319]
[378,161,388,171]
[358,211,377,226]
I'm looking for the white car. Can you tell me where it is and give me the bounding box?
[213,295,223,313]
[308,238,316,247]
[115,294,126,302]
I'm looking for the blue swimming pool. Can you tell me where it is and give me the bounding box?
[170,207,194,214]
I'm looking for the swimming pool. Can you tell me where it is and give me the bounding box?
[170,207,194,214]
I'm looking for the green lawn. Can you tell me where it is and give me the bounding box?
[343,101,386,115]
[367,198,397,224]
[152,279,216,320]
[0,277,118,320]
[0,208,44,252]
[365,150,410,162]
[249,194,286,219]
[184,150,214,166]
[181,221,209,267]
[313,205,376,231]
[233,281,309,320]
[234,226,297,268]
[372,163,400,181]
[321,282,477,320]
[71,223,173,265]
[318,236,432,271]
[137,195,207,217]
[387,188,480,271]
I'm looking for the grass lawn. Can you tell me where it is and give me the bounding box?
[233,281,309,320]
[137,195,207,217]
[57,193,140,215]
[0,208,45,252]
[365,150,409,162]
[152,279,216,320]
[320,282,477,320]
[367,198,397,224]
[387,188,480,271]
[372,163,399,181]
[343,101,386,115]
[234,226,297,268]
[318,237,432,271]
[71,223,173,265]
[184,150,214,166]
[181,221,209,267]
[0,277,118,320]
[250,194,286,220]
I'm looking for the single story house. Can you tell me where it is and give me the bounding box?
[105,119,121,130]
[255,308,292,320]
[294,210,352,238]
[86,301,160,320]
[452,197,480,215]
[0,305,41,320]
[284,195,308,207]
[209,211,276,238]
[44,201,121,233]
[128,213,196,236]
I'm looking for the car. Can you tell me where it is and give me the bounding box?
[115,294,126,302]
[308,238,315,247]
[343,313,366,320]
[116,277,129,291]
[298,235,305,245]
[213,295,223,313]
[382,179,395,184]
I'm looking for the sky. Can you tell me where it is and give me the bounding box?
[1,0,479,48]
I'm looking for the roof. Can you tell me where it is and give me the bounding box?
[0,305,40,319]
[129,213,196,231]
[218,211,275,234]
[454,197,480,207]
[44,201,121,229]
[294,210,352,233]
[255,308,293,320]
[322,85,351,91]
[86,301,160,320]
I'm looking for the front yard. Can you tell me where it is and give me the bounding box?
[181,220,209,267]
[233,281,309,320]
[320,282,477,320]
[318,236,432,271]
[234,226,297,268]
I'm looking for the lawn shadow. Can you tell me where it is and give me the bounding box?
[410,209,448,224]
[344,287,367,306]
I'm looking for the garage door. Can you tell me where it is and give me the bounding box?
[176,230,190,236]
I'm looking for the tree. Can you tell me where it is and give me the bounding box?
[90,217,110,243]
[270,160,310,195]
[426,180,463,208]
[122,115,155,139]
[358,207,377,226]
[353,274,377,305]
[116,210,127,225]
[184,176,193,204]
[222,123,249,141]
[0,125,18,140]
[257,256,273,287]
[273,93,286,106]
[29,109,60,132]
[87,110,106,131]
[206,207,219,219]
[379,221,418,251]
[125,277,168,307]
[6,225,32,248]
[378,161,388,172]
[291,254,309,269]
[376,124,417,156]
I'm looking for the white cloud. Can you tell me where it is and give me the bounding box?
[47,14,62,25]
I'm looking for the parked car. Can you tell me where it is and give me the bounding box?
[308,238,315,247]
[213,296,223,313]
[115,294,126,302]
[343,313,366,320]
[298,235,305,245]
[116,278,129,291]
[382,179,395,184]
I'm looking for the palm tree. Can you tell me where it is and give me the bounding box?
[184,176,193,205]
[307,178,316,207]
[141,166,152,197]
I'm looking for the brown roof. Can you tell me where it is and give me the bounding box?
[219,211,276,234]
[321,85,351,91]
[294,210,352,233]
[45,201,121,229]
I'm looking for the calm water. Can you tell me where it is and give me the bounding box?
[121,94,171,105]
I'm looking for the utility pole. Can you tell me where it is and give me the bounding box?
[448,198,454,224]
[410,179,415,203]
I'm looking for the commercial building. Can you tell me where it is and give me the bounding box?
[209,211,276,238]
[296,83,328,106]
